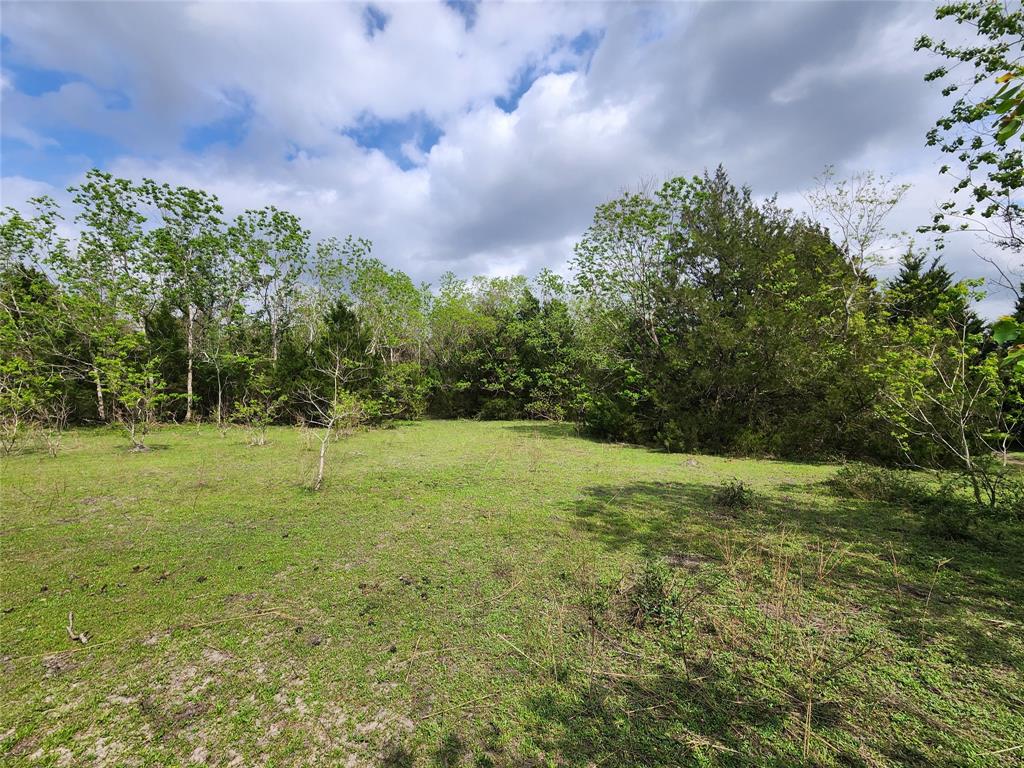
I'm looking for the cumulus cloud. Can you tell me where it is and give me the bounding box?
[0,0,1015,315]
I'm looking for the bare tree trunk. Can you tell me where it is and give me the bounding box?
[125,416,144,451]
[314,434,329,491]
[271,313,279,364]
[185,304,195,421]
[960,429,985,506]
[93,366,106,421]
[215,366,223,427]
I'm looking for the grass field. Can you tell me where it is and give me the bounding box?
[1,420,1022,767]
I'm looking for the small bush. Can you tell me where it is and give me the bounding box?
[921,471,1024,537]
[712,479,756,510]
[581,394,644,443]
[987,470,1024,523]
[920,500,978,539]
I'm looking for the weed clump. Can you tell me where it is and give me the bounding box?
[711,479,756,510]
[624,559,681,629]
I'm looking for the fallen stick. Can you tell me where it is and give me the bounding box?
[466,577,524,610]
[419,692,497,721]
[495,633,544,669]
[66,612,88,644]
[595,669,664,680]
[404,636,421,686]
[179,606,301,631]
[7,638,118,663]
[980,744,1024,757]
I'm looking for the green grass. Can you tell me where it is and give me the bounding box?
[1,420,1022,767]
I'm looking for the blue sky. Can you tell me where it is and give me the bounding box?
[0,1,1015,316]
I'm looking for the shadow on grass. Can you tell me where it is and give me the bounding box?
[500,422,584,440]
[121,443,172,452]
[575,480,1021,632]
[500,422,659,453]
[479,479,1024,767]
[520,672,796,768]
[500,424,841,468]
[423,677,795,768]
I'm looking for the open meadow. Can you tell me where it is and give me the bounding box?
[2,420,1022,767]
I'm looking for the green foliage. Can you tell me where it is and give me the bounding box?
[97,335,169,449]
[916,1,1024,249]
[830,461,1023,538]
[3,164,1024,528]
[868,296,1013,510]
[572,167,878,456]
[375,362,430,420]
[886,247,980,329]
[229,206,309,364]
[0,354,46,455]
[992,314,1024,369]
[232,377,285,446]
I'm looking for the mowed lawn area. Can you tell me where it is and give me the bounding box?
[1,421,1022,767]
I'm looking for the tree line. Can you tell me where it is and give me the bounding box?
[2,164,1023,515]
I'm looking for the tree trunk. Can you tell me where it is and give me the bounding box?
[314,435,329,491]
[126,417,145,451]
[93,367,106,422]
[185,304,195,421]
[215,366,223,427]
[270,312,279,364]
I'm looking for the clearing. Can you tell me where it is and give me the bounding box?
[1,420,1021,766]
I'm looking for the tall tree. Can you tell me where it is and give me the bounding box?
[141,181,226,421]
[0,200,70,451]
[886,246,980,330]
[54,171,152,420]
[343,251,428,365]
[229,206,308,365]
[805,167,909,327]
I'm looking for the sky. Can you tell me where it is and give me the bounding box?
[0,0,1017,316]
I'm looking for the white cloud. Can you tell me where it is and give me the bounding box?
[1,1,1017,316]
[0,175,59,206]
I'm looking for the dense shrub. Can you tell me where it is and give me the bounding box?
[374,362,431,420]
[711,479,757,510]
[477,397,521,421]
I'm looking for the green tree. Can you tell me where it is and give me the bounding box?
[53,171,153,420]
[229,207,309,365]
[98,334,168,450]
[300,353,368,491]
[805,167,909,328]
[572,167,888,455]
[344,251,428,365]
[0,199,71,433]
[141,180,227,421]
[871,282,1017,515]
[232,372,284,447]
